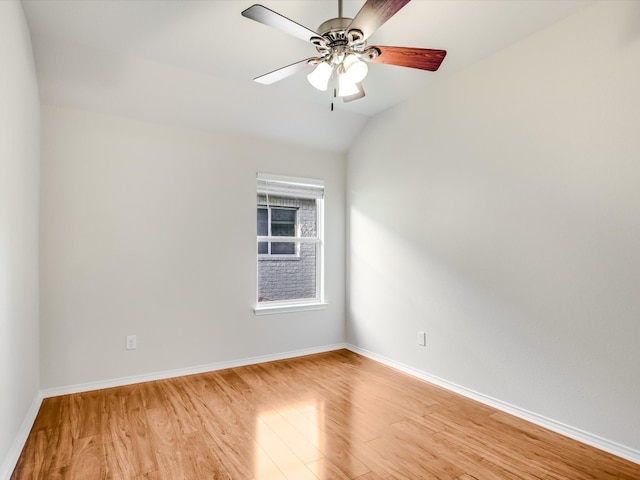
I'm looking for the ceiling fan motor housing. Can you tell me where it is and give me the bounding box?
[312,17,378,67]
[317,17,353,44]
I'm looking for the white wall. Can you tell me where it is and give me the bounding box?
[0,0,40,475]
[347,1,640,454]
[40,105,345,390]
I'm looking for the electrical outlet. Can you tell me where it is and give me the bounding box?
[417,331,426,346]
[126,334,137,350]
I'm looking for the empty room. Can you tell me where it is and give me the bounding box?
[2,0,639,478]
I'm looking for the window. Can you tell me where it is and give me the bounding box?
[256,173,325,313]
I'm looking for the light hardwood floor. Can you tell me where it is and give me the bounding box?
[13,349,640,479]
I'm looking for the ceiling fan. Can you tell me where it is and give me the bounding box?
[241,0,447,105]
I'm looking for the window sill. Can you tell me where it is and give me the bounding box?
[253,301,328,316]
[258,255,301,261]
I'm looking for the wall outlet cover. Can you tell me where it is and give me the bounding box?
[126,334,137,350]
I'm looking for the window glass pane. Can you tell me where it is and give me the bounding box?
[257,208,268,236]
[271,208,296,238]
[271,223,295,237]
[271,242,296,255]
[271,208,296,223]
[258,242,268,254]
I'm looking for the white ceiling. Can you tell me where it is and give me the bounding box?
[21,0,594,153]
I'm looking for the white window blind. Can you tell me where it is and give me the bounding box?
[257,173,324,200]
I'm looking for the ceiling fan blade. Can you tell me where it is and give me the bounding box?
[347,0,411,41]
[343,83,365,103]
[241,4,319,43]
[369,46,447,71]
[254,58,317,85]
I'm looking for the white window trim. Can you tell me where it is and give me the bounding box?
[253,299,328,316]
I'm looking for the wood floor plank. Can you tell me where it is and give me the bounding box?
[177,375,255,479]
[12,350,640,479]
[259,409,323,464]
[70,390,104,439]
[252,441,288,480]
[145,406,187,480]
[10,429,49,479]
[354,472,394,480]
[306,457,354,480]
[45,395,74,474]
[367,421,466,479]
[66,436,108,479]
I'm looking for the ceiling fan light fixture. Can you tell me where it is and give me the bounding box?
[343,54,368,83]
[307,61,333,91]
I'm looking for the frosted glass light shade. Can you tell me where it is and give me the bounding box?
[307,62,332,91]
[338,74,359,97]
[343,54,368,83]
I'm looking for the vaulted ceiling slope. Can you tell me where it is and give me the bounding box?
[22,0,593,153]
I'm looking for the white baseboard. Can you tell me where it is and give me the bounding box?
[346,344,640,466]
[0,391,44,480]
[41,343,348,398]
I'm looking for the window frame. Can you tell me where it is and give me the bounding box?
[254,173,326,315]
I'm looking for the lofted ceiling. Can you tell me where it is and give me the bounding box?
[21,0,594,153]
